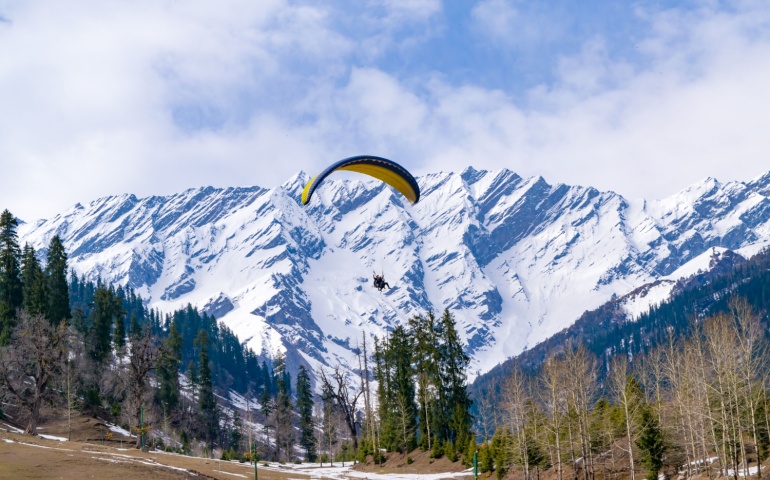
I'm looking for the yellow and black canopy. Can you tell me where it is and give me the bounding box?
[301,155,420,205]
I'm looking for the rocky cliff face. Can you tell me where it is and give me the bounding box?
[19,168,770,377]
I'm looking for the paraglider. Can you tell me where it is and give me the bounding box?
[301,155,419,293]
[301,155,420,206]
[372,272,390,292]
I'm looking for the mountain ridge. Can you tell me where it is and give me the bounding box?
[17,167,770,378]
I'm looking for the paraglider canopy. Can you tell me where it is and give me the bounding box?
[301,155,420,206]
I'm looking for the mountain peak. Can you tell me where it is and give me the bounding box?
[18,167,770,380]
[281,171,311,193]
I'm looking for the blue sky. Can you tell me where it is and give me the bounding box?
[1,0,769,220]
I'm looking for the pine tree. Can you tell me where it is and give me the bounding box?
[44,235,70,325]
[88,286,123,363]
[20,244,46,315]
[479,441,494,473]
[465,439,477,468]
[113,308,126,351]
[0,209,23,344]
[230,410,243,452]
[196,330,218,448]
[259,381,273,456]
[260,382,272,418]
[409,312,439,451]
[388,325,418,453]
[491,427,512,478]
[438,309,473,450]
[129,313,142,339]
[296,365,317,461]
[636,406,664,480]
[157,320,182,418]
[273,354,295,461]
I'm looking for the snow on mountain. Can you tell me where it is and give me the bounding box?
[616,246,731,322]
[17,168,770,379]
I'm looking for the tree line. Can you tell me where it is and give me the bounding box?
[0,207,478,465]
[475,297,770,480]
[316,309,476,466]
[0,208,308,457]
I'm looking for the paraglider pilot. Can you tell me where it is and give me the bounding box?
[373,272,391,291]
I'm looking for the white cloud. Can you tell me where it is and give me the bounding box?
[0,1,769,222]
[0,0,350,220]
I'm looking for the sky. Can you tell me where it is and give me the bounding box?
[1,0,769,221]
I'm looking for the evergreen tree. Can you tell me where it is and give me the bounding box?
[229,410,243,452]
[465,439,476,468]
[491,427,512,478]
[636,406,665,480]
[296,365,317,461]
[438,309,473,451]
[260,382,273,418]
[273,354,295,461]
[113,308,126,350]
[129,313,142,339]
[478,441,494,473]
[188,359,199,390]
[409,312,439,450]
[373,335,395,450]
[20,244,46,315]
[259,382,273,456]
[0,209,23,344]
[44,235,70,324]
[389,325,418,453]
[372,326,419,453]
[196,330,218,448]
[157,320,182,418]
[87,286,123,363]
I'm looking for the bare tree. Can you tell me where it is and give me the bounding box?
[609,357,642,480]
[703,313,745,479]
[318,364,363,452]
[126,329,159,448]
[502,364,532,480]
[359,334,379,458]
[0,311,69,435]
[318,393,339,465]
[730,298,765,479]
[540,354,570,480]
[564,344,598,480]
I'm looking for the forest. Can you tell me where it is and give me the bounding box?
[473,296,770,480]
[0,208,476,465]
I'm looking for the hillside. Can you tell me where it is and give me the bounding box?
[471,244,770,406]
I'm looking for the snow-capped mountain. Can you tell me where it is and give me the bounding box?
[18,168,770,378]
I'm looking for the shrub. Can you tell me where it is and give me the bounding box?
[430,439,444,458]
[444,441,457,462]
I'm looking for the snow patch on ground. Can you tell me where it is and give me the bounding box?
[258,463,473,479]
[105,422,135,438]
[1,422,24,434]
[214,470,248,478]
